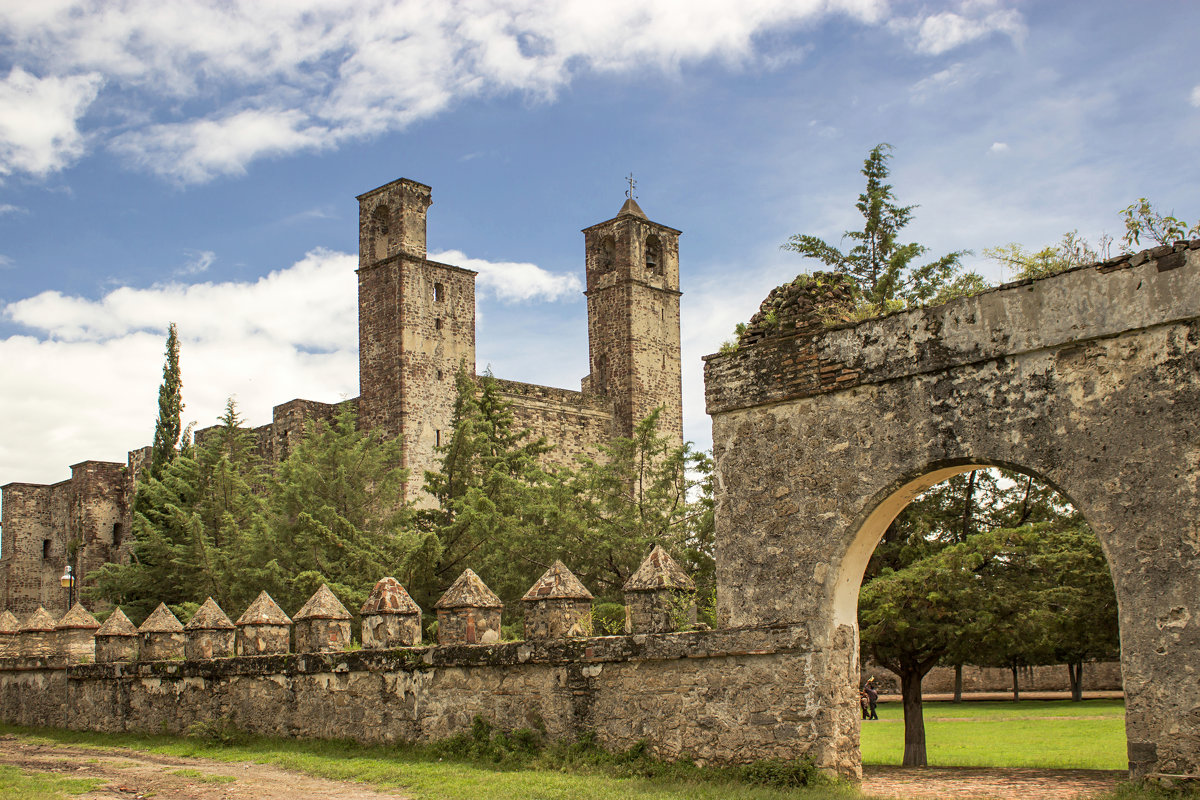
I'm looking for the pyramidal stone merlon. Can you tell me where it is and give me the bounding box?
[186,597,235,630]
[185,597,236,660]
[294,585,352,654]
[235,591,292,656]
[56,603,99,663]
[435,569,502,645]
[56,603,100,631]
[361,577,422,649]
[0,610,19,658]
[522,561,594,640]
[94,608,139,663]
[138,603,185,661]
[19,606,58,658]
[623,545,697,635]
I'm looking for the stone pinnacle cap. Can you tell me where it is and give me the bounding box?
[185,597,236,630]
[236,591,292,626]
[56,603,100,631]
[139,603,184,633]
[360,577,421,616]
[0,610,21,634]
[623,545,695,592]
[434,569,502,610]
[95,607,138,637]
[294,585,352,621]
[522,561,593,601]
[20,606,58,632]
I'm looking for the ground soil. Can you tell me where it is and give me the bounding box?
[0,735,411,800]
[861,766,1126,800]
[0,733,1130,800]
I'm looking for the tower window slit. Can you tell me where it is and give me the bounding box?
[434,282,445,302]
[435,318,443,331]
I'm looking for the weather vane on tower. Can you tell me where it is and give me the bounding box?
[625,172,637,200]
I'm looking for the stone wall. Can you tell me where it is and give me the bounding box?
[863,661,1124,695]
[494,379,616,469]
[0,624,845,773]
[704,241,1200,780]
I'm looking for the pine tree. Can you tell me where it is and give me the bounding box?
[148,323,183,481]
[268,402,430,614]
[783,144,971,313]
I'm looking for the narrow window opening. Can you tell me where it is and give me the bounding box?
[42,539,51,560]
[437,369,444,381]
[435,318,443,331]
[112,522,123,548]
[645,234,662,275]
[435,430,442,447]
[434,282,445,302]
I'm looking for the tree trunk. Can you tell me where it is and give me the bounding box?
[959,471,977,542]
[1068,661,1084,702]
[953,663,963,703]
[1010,664,1020,702]
[900,669,928,767]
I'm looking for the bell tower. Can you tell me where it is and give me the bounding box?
[582,182,683,445]
[356,178,477,501]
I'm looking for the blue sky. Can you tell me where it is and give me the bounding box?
[1,0,1197,487]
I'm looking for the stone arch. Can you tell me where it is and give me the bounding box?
[704,241,1200,779]
[645,233,662,275]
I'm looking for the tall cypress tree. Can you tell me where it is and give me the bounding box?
[148,323,183,480]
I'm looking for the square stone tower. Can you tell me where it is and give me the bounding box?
[356,179,478,494]
[582,197,683,445]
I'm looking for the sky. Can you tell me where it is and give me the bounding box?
[1,0,1198,489]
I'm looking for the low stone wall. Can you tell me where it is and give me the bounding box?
[0,623,855,775]
[863,662,1123,695]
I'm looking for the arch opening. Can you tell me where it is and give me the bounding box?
[838,461,1123,768]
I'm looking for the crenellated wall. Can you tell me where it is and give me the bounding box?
[0,625,830,768]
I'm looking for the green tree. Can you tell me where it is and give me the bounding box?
[268,402,430,615]
[90,399,269,621]
[1120,198,1198,250]
[148,323,183,481]
[567,409,712,599]
[985,230,1103,281]
[417,370,556,609]
[782,143,971,313]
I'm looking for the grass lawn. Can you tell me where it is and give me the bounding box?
[0,764,104,800]
[859,699,1127,770]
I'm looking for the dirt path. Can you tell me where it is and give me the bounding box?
[0,735,411,800]
[862,765,1126,799]
[0,733,1129,800]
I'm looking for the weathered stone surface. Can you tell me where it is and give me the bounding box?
[523,562,593,640]
[294,586,352,653]
[94,608,138,663]
[55,603,99,664]
[19,607,57,658]
[704,241,1200,779]
[235,592,291,656]
[184,598,236,660]
[360,578,421,649]
[436,570,502,645]
[138,603,184,661]
[0,611,18,658]
[623,546,696,634]
[0,624,818,767]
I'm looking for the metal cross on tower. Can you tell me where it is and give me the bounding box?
[625,173,637,200]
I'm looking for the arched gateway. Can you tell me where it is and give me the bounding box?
[703,241,1200,780]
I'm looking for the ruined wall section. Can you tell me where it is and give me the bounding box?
[705,242,1200,414]
[0,461,129,617]
[493,379,615,471]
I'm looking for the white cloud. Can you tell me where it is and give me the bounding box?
[0,204,27,215]
[110,109,332,184]
[910,63,975,102]
[0,254,12,269]
[0,67,102,177]
[0,0,892,183]
[990,142,1009,153]
[894,4,1026,56]
[432,249,582,303]
[0,246,591,485]
[1191,85,1200,108]
[175,250,215,277]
